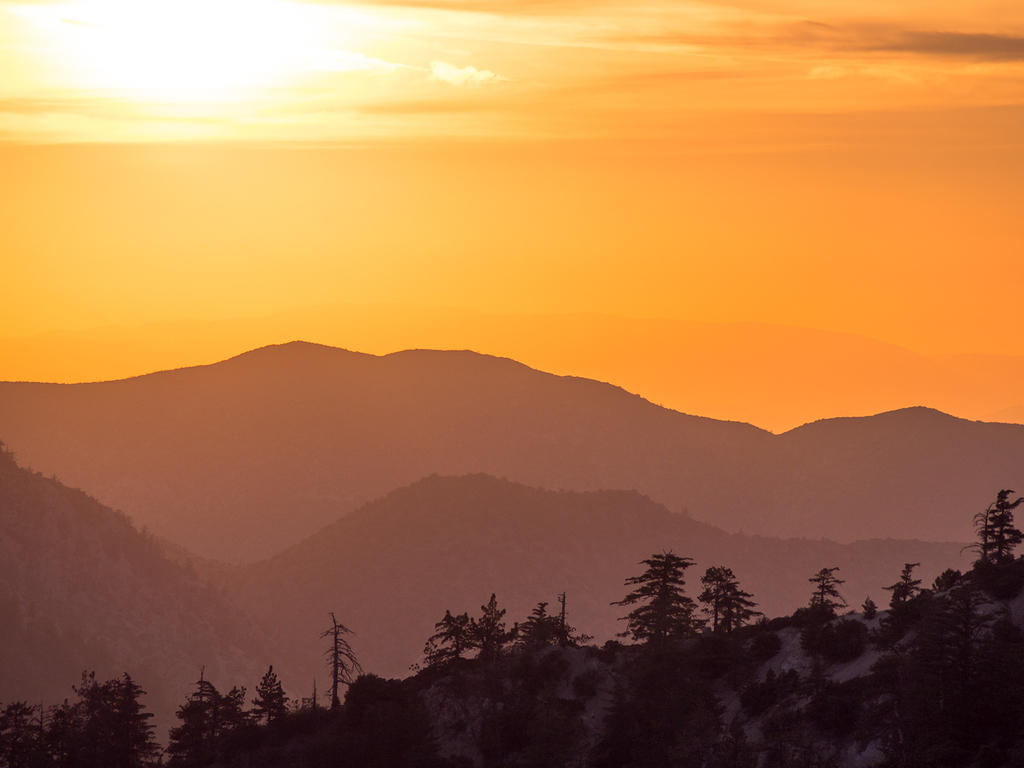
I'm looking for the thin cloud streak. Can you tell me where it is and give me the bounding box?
[338,0,617,16]
[0,96,224,123]
[612,21,1024,62]
[868,31,1024,61]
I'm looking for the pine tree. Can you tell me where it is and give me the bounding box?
[110,674,159,768]
[884,562,923,608]
[71,671,159,768]
[166,671,223,765]
[0,702,44,768]
[423,610,474,669]
[473,593,511,662]
[218,686,250,734]
[913,582,995,711]
[555,592,592,648]
[74,671,120,768]
[808,567,846,616]
[516,602,559,649]
[698,566,760,633]
[321,613,361,710]
[861,596,878,620]
[167,671,231,767]
[932,568,962,592]
[252,666,288,725]
[45,699,83,767]
[975,490,1024,566]
[613,551,699,646]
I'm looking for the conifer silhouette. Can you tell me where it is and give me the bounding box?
[698,565,760,633]
[974,490,1024,566]
[613,551,699,646]
[423,610,474,669]
[252,666,288,725]
[884,562,923,608]
[473,593,511,662]
[808,567,846,616]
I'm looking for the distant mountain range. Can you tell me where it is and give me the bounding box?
[0,446,270,726]
[4,312,1024,433]
[1,341,1021,562]
[230,473,969,681]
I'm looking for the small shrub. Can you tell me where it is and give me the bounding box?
[790,605,834,628]
[695,634,744,680]
[593,640,624,663]
[932,568,963,593]
[861,597,878,620]
[572,669,599,700]
[800,618,867,663]
[749,631,782,662]
[806,680,864,737]
[740,669,800,716]
[974,559,1024,600]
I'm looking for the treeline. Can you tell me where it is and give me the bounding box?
[0,672,158,768]
[4,490,1024,768]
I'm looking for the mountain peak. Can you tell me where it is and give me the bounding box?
[223,340,369,362]
[781,405,967,436]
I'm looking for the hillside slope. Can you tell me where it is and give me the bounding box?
[0,445,270,725]
[230,474,969,682]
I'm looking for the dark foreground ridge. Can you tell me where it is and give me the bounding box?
[4,487,1024,768]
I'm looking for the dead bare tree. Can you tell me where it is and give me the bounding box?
[320,612,361,710]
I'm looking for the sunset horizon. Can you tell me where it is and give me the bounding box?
[3,0,1024,764]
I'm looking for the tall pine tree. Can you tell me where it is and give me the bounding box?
[613,551,699,647]
[808,567,846,617]
[473,594,511,662]
[252,666,288,725]
[698,566,760,633]
[975,490,1024,566]
[422,610,474,669]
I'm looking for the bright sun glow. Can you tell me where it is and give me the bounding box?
[14,0,373,101]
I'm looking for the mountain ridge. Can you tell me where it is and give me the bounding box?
[0,342,1020,561]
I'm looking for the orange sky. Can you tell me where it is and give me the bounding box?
[1,0,1023,429]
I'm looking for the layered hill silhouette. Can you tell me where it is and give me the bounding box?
[230,473,969,682]
[1,341,1022,562]
[6,311,1024,433]
[0,445,270,726]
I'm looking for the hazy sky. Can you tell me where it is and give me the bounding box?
[1,0,1022,423]
[3,0,1024,141]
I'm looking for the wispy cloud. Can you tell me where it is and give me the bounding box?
[430,60,503,85]
[864,31,1024,61]
[0,96,220,123]
[613,20,1024,63]
[327,0,617,16]
[356,96,502,113]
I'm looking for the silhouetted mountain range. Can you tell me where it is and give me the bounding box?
[230,473,968,682]
[0,342,1019,563]
[0,446,269,725]
[6,312,1024,433]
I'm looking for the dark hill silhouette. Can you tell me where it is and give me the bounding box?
[0,445,270,727]
[1,341,1021,561]
[230,473,969,682]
